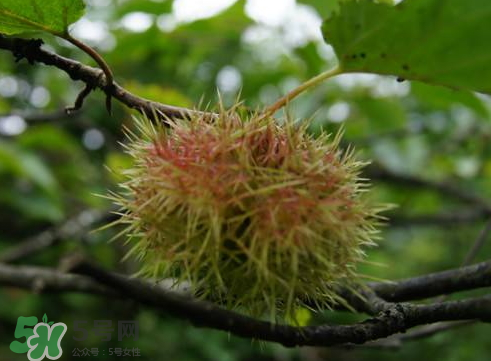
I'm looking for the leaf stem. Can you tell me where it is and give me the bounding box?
[63,34,114,87]
[260,65,343,119]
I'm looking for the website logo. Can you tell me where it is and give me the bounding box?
[10,314,67,361]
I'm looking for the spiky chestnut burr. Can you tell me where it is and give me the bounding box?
[109,105,385,321]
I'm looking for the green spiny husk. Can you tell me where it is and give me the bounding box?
[109,105,387,321]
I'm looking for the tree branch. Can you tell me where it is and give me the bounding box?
[61,260,491,347]
[367,165,491,212]
[461,217,491,266]
[1,259,490,347]
[0,35,213,121]
[0,208,113,263]
[0,263,115,296]
[370,259,491,302]
[0,109,80,124]
[388,209,488,227]
[346,320,474,349]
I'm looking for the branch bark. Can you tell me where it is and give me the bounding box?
[52,260,491,347]
[0,35,212,121]
[0,263,114,296]
[370,260,491,302]
[0,259,490,347]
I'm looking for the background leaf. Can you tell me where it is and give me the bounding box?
[0,0,85,36]
[322,0,491,94]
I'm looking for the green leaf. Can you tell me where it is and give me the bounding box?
[0,140,59,196]
[298,0,342,18]
[42,313,47,323]
[355,96,408,131]
[322,0,491,94]
[411,82,489,118]
[114,0,172,18]
[0,0,85,36]
[1,192,65,222]
[124,82,193,108]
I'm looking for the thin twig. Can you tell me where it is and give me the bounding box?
[65,83,95,114]
[0,263,115,296]
[348,320,474,349]
[462,217,491,266]
[400,320,473,342]
[0,209,113,263]
[388,209,488,227]
[259,66,343,120]
[63,34,114,88]
[367,165,491,212]
[0,109,80,123]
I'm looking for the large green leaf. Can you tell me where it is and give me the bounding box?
[322,0,491,94]
[0,0,85,36]
[0,141,59,196]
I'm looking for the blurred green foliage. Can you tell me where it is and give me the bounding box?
[0,0,490,360]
